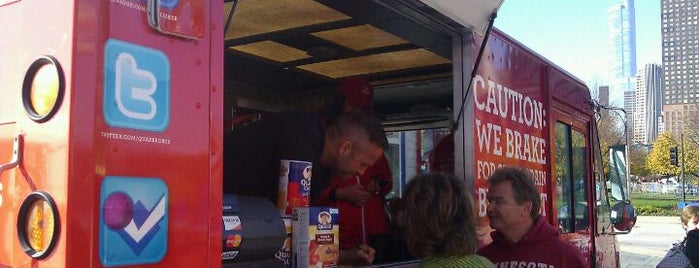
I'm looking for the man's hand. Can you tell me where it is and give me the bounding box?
[336,184,370,206]
[339,244,375,266]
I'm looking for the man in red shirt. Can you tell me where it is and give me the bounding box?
[478,166,588,267]
[312,77,394,264]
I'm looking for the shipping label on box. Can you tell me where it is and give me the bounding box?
[278,160,312,215]
[293,207,339,268]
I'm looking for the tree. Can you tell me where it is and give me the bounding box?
[629,145,650,177]
[646,132,699,176]
[647,133,679,175]
[684,104,699,156]
[596,108,625,174]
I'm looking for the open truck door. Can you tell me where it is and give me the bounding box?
[1,0,222,266]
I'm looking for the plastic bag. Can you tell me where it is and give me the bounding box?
[657,241,694,268]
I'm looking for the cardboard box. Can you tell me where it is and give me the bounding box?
[275,216,293,267]
[278,160,312,215]
[292,207,339,268]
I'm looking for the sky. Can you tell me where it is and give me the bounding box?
[494,1,661,89]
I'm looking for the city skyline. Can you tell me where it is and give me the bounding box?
[495,1,661,99]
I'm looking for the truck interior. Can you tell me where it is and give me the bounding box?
[221,0,463,265]
[222,0,456,127]
[222,0,462,197]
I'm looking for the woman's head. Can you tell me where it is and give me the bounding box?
[403,173,477,258]
[681,205,699,231]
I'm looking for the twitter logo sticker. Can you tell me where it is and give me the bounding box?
[104,39,170,132]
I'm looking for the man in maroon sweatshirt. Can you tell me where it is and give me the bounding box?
[478,166,588,268]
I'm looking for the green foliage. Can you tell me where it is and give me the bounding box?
[632,192,683,216]
[634,205,679,216]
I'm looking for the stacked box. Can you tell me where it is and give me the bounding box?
[278,160,313,215]
[292,207,339,268]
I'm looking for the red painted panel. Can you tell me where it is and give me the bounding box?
[471,30,552,247]
[66,0,218,266]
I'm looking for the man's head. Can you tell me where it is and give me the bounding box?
[322,109,388,178]
[486,166,540,233]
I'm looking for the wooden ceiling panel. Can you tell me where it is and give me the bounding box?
[225,0,350,40]
[310,24,409,51]
[297,48,451,78]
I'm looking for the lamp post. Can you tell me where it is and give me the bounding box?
[681,132,686,203]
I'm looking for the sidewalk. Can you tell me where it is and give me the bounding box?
[618,216,686,268]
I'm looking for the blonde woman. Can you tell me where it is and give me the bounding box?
[681,205,699,267]
[657,205,699,268]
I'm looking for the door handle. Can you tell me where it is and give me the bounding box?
[0,134,22,176]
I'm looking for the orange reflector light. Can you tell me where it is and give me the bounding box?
[26,199,55,251]
[22,56,64,122]
[17,191,60,259]
[30,65,60,116]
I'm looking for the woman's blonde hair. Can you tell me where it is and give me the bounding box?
[403,173,477,258]
[681,205,699,230]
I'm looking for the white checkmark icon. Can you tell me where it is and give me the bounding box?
[122,194,167,243]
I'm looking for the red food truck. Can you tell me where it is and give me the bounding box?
[0,0,634,267]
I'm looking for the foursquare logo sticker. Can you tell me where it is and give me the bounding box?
[159,0,178,9]
[100,176,168,266]
[104,39,170,132]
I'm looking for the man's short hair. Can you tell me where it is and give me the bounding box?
[488,166,541,220]
[326,108,388,150]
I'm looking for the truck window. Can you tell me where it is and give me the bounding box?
[383,128,452,199]
[571,128,589,231]
[555,122,590,233]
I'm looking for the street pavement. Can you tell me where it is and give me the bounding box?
[618,216,686,268]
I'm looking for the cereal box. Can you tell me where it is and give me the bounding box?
[292,207,339,268]
[275,216,293,267]
[278,160,313,215]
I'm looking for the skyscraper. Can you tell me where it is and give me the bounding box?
[633,64,663,145]
[607,0,637,107]
[598,85,610,107]
[661,0,699,137]
[624,90,635,141]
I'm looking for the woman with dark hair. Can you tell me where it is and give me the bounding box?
[403,173,494,267]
